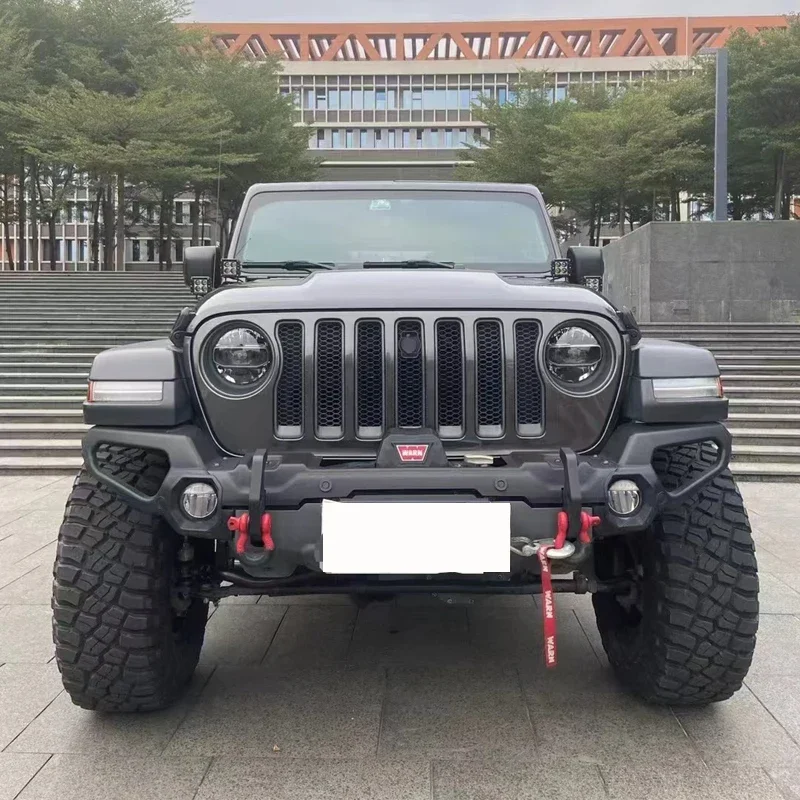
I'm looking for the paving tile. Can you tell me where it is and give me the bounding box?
[468,605,600,668]
[675,685,800,769]
[0,664,63,749]
[0,520,60,566]
[0,544,56,592]
[748,614,800,678]
[520,672,699,767]
[746,674,800,745]
[758,573,800,615]
[195,757,431,800]
[0,753,50,800]
[0,564,53,606]
[0,606,54,663]
[259,593,356,606]
[599,762,784,800]
[378,666,534,758]
[16,755,210,800]
[348,604,472,665]
[199,605,286,666]
[164,665,384,758]
[263,605,357,667]
[767,759,800,800]
[432,758,606,800]
[8,689,192,756]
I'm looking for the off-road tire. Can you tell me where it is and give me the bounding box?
[593,443,759,706]
[52,446,208,712]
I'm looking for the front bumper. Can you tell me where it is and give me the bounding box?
[83,421,731,573]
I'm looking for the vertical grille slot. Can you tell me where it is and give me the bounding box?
[515,321,543,436]
[356,320,384,438]
[476,320,504,437]
[396,319,424,427]
[436,320,464,438]
[275,322,303,438]
[315,320,344,438]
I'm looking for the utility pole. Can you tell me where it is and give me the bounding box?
[712,48,728,222]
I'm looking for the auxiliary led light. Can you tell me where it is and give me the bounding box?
[181,483,218,519]
[607,479,641,516]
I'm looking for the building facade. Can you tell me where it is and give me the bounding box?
[0,15,787,269]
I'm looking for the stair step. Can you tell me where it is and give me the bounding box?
[0,423,88,438]
[0,439,82,458]
[0,372,90,382]
[730,462,800,482]
[728,413,800,428]
[0,456,83,473]
[0,396,85,407]
[0,408,83,422]
[723,386,800,398]
[727,429,800,446]
[732,444,800,463]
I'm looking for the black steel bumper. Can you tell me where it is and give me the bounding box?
[83,422,731,558]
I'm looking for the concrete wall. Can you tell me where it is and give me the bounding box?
[603,221,800,322]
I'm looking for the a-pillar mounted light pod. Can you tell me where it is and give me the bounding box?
[220,259,242,281]
[190,276,211,297]
[583,276,602,292]
[551,258,571,279]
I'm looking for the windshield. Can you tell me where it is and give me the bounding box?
[233,189,555,272]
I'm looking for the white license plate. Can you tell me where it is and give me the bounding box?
[321,500,511,575]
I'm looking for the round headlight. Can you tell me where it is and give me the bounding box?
[211,327,272,387]
[546,326,603,385]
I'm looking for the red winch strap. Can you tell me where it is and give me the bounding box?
[537,545,557,669]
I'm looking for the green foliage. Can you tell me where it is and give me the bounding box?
[465,17,800,237]
[0,0,316,268]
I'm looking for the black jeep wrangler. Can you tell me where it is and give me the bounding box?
[53,182,758,711]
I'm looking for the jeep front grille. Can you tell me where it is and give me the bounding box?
[274,315,543,442]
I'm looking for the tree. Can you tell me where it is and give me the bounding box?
[179,47,318,253]
[724,19,800,219]
[14,83,234,269]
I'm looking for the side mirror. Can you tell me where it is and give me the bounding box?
[567,246,604,291]
[183,246,220,297]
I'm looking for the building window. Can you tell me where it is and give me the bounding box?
[416,129,423,149]
[402,129,411,148]
[359,130,368,148]
[317,129,326,149]
[315,89,327,110]
[345,129,354,148]
[146,240,155,262]
[65,240,74,261]
[460,88,470,108]
[352,90,363,110]
[387,89,396,109]
[329,89,339,109]
[375,129,383,148]
[412,90,422,110]
[65,202,74,223]
[132,239,141,262]
[174,202,183,224]
[340,89,351,110]
[363,89,375,110]
[304,89,314,109]
[78,239,87,262]
[175,239,184,261]
[388,129,396,148]
[445,129,454,148]
[401,89,412,110]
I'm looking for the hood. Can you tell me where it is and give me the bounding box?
[189,269,618,331]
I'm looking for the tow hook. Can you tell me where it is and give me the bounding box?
[228,512,275,567]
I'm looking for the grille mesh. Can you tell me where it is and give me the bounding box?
[356,320,384,435]
[515,321,543,431]
[436,320,464,434]
[396,320,424,427]
[275,322,303,434]
[315,320,344,434]
[476,320,504,433]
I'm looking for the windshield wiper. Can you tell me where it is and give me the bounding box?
[241,260,334,271]
[362,259,455,270]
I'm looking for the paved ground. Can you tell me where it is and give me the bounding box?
[1,477,800,799]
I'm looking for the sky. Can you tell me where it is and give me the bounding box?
[187,0,798,22]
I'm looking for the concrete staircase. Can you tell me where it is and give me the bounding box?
[0,274,797,481]
[0,272,193,473]
[641,323,800,482]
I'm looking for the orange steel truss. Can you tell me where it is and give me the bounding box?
[186,16,788,62]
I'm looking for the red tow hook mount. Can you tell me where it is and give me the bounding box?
[578,512,601,544]
[228,513,275,556]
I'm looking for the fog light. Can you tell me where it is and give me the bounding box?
[607,479,641,516]
[181,483,218,519]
